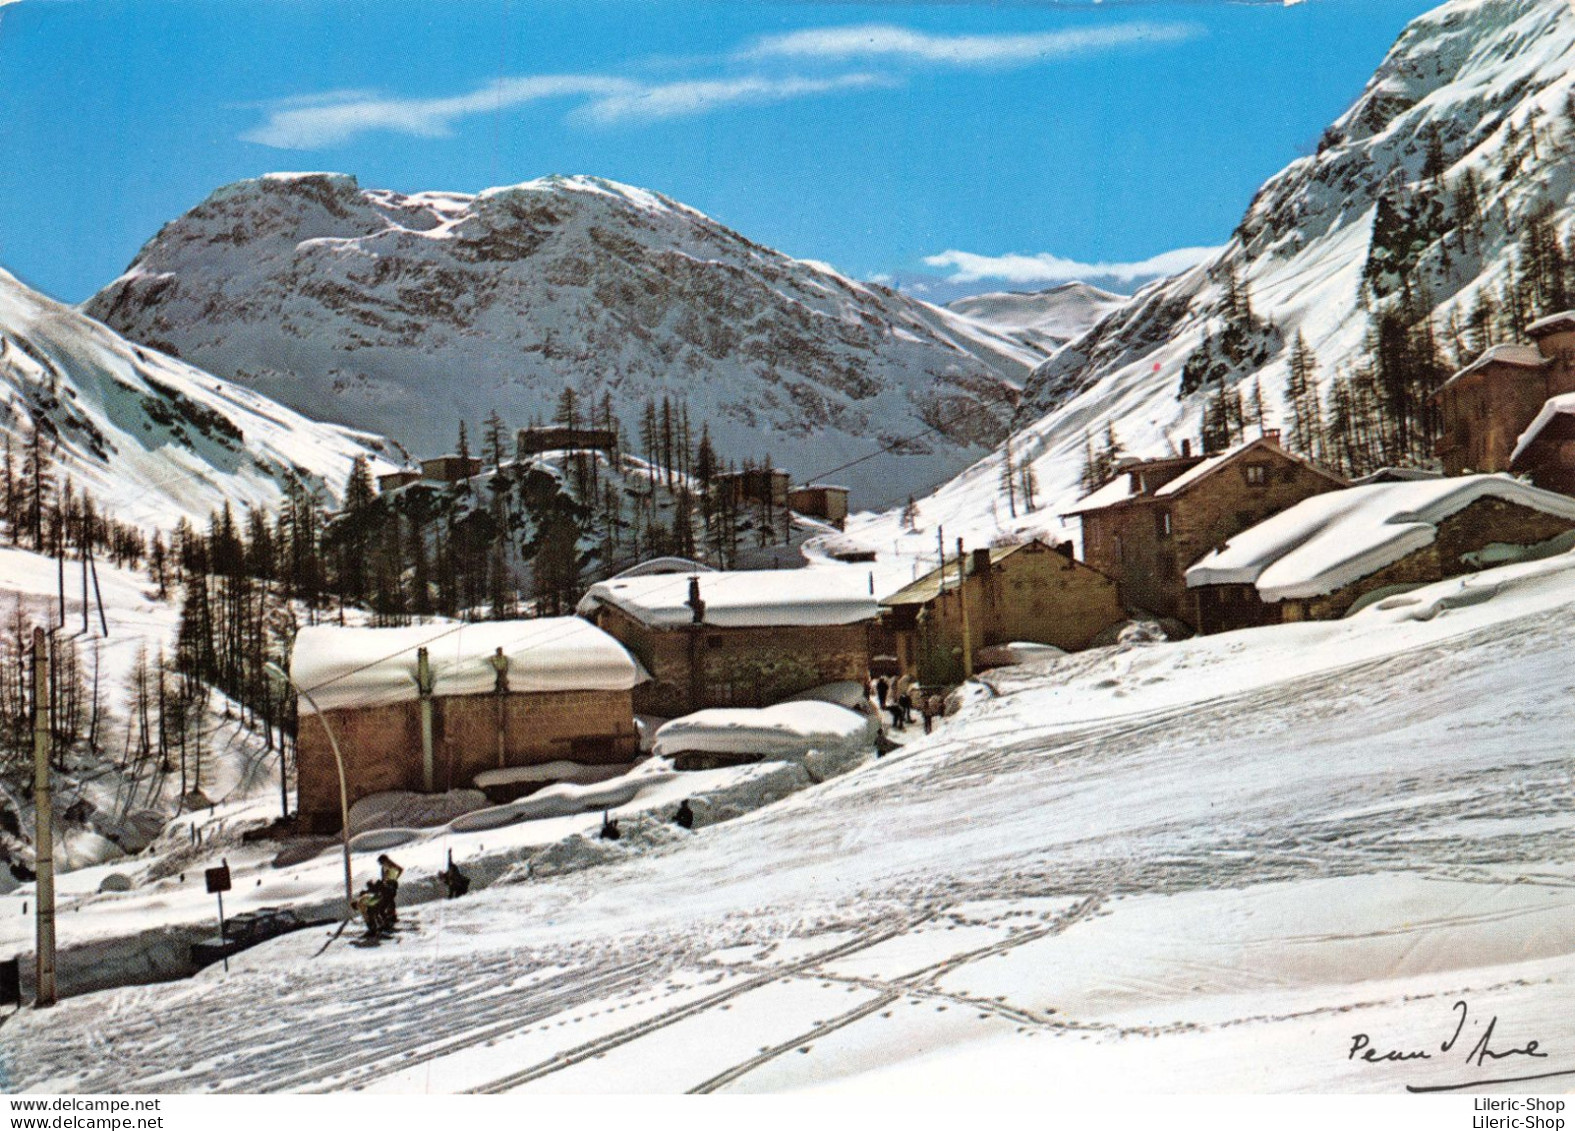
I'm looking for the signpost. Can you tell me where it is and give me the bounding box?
[206,860,232,972]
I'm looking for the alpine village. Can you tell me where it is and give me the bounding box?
[6,0,1575,1099]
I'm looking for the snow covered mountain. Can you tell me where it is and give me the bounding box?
[947,282,1128,354]
[0,267,397,528]
[86,174,1043,509]
[848,0,1575,556]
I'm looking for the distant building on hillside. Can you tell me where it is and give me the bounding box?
[516,426,617,458]
[289,620,643,832]
[420,454,483,483]
[1186,475,1575,634]
[1064,433,1346,626]
[880,539,1123,686]
[377,470,421,493]
[576,570,878,716]
[1434,311,1575,476]
[787,484,850,528]
[716,468,790,511]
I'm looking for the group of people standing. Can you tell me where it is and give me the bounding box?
[871,675,944,734]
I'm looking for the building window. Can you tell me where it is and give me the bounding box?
[1245,464,1268,487]
[1154,509,1172,539]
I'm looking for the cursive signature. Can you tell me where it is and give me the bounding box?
[1350,1000,1547,1069]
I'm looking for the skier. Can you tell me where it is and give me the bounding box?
[674,799,695,830]
[352,881,391,938]
[440,850,471,899]
[377,854,404,924]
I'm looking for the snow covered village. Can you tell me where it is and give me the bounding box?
[3,0,1575,1105]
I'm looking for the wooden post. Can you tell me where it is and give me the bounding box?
[489,648,510,770]
[32,627,56,1008]
[957,538,974,682]
[416,648,435,792]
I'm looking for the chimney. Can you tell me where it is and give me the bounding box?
[1263,428,1282,445]
[686,576,706,625]
[971,548,991,577]
[1181,438,1192,458]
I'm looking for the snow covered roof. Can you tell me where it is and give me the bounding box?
[1510,392,1575,466]
[1185,475,1575,602]
[607,557,717,580]
[1153,437,1343,498]
[289,618,643,714]
[577,568,880,629]
[1061,473,1141,516]
[881,540,1061,607]
[1440,343,1547,391]
[1526,311,1575,338]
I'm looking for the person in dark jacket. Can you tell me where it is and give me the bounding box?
[376,854,403,924]
[440,850,470,899]
[598,812,621,841]
[887,699,905,730]
[674,799,695,830]
[898,690,914,725]
[875,677,889,709]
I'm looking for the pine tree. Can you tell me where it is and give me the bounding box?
[999,438,1018,519]
[900,496,920,533]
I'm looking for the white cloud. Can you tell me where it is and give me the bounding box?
[242,75,637,149]
[245,70,894,147]
[576,73,894,126]
[923,245,1219,285]
[739,21,1201,68]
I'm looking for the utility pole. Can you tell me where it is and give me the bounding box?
[416,648,435,791]
[956,538,974,682]
[33,627,56,1008]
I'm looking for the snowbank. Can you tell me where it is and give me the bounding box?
[976,642,1065,670]
[1186,474,1575,601]
[347,790,488,836]
[781,680,876,713]
[652,702,879,761]
[289,618,643,714]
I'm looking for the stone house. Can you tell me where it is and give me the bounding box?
[576,569,879,717]
[1509,392,1575,497]
[420,454,483,483]
[715,468,791,511]
[1186,475,1575,633]
[1064,434,1346,626]
[289,619,644,832]
[377,470,421,493]
[1434,311,1575,475]
[787,484,850,528]
[515,426,618,457]
[880,539,1123,686]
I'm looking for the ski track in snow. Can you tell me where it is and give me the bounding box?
[8,575,1575,1094]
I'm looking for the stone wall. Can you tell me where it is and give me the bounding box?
[298,686,639,831]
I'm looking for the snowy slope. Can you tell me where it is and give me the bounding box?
[947,282,1128,354]
[9,544,1575,1091]
[0,267,397,527]
[85,173,1043,509]
[847,0,1575,558]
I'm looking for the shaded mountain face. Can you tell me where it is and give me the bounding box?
[0,267,393,528]
[86,173,1043,509]
[948,283,1129,354]
[848,0,1575,554]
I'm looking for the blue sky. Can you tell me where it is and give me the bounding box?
[0,0,1437,304]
